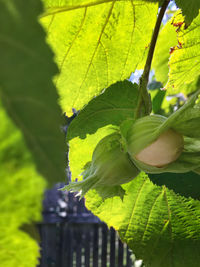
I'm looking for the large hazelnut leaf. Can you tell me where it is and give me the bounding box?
[40,0,158,115]
[86,172,200,267]
[0,0,65,186]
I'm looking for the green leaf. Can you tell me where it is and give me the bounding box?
[151,89,166,113]
[175,0,200,25]
[86,172,200,267]
[67,81,139,140]
[69,125,114,180]
[152,17,177,85]
[159,90,200,138]
[167,12,200,95]
[0,0,65,185]
[40,0,158,115]
[149,172,200,200]
[0,102,45,267]
[0,230,40,267]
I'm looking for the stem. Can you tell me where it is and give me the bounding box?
[135,0,170,118]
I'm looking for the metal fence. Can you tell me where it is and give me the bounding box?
[37,185,134,267]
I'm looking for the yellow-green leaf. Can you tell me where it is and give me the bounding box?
[41,0,158,115]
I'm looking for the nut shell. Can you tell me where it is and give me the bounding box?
[135,129,184,167]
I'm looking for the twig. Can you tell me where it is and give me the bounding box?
[135,0,170,118]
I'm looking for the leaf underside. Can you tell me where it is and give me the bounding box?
[41,0,158,115]
[0,0,65,185]
[167,12,200,95]
[86,173,200,267]
[67,80,139,140]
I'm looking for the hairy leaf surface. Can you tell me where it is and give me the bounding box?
[67,81,138,140]
[0,0,65,185]
[86,172,200,267]
[41,0,158,115]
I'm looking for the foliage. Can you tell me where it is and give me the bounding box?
[0,101,46,266]
[67,81,139,140]
[0,0,62,265]
[174,0,200,25]
[40,0,158,114]
[1,0,200,266]
[86,172,200,267]
[152,15,177,86]
[167,11,200,95]
[0,0,65,186]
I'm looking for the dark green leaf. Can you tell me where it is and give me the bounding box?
[152,89,166,113]
[67,81,139,140]
[175,0,200,25]
[149,172,200,200]
[0,0,65,185]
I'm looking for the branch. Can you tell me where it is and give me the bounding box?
[135,0,170,118]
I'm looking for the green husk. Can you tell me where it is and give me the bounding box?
[63,133,140,200]
[126,90,200,174]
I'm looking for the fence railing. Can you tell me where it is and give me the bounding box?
[37,185,134,267]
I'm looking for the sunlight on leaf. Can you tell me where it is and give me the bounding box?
[69,125,114,181]
[41,0,158,115]
[0,102,45,267]
[153,16,177,85]
[167,12,200,95]
[86,172,200,267]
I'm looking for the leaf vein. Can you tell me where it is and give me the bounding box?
[72,1,116,108]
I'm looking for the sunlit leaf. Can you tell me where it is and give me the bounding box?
[86,172,200,267]
[69,125,114,181]
[0,102,45,267]
[41,0,158,115]
[167,12,200,95]
[152,17,177,85]
[0,230,40,267]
